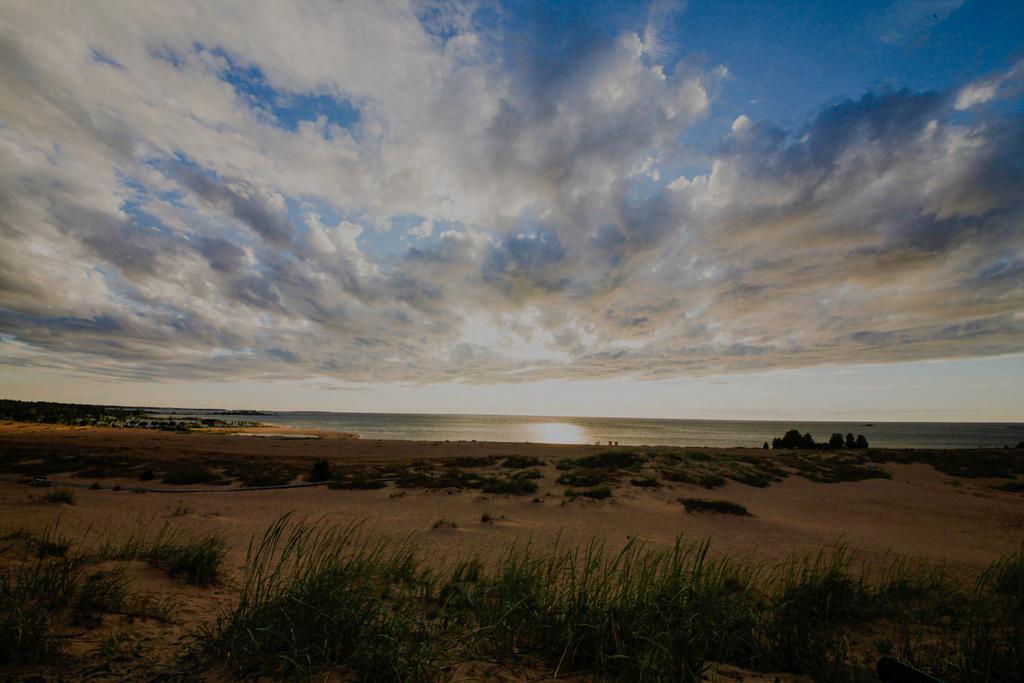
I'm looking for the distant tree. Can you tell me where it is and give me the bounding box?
[771,429,820,449]
[779,429,803,448]
[310,459,332,482]
[845,433,856,449]
[855,434,869,449]
[763,441,769,450]
[829,433,845,449]
[1017,441,1024,449]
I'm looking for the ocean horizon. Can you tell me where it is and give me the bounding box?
[151,409,1024,449]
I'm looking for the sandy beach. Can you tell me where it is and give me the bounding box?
[1,422,1022,680]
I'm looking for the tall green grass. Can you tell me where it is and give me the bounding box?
[10,513,1013,681]
[197,517,1024,682]
[0,526,128,663]
[97,523,226,585]
[446,538,759,681]
[200,515,440,680]
[945,546,1024,681]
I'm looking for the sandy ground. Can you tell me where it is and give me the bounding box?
[1,422,1022,680]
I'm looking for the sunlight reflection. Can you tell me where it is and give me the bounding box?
[529,422,589,444]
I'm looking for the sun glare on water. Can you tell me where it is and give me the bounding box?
[529,422,590,444]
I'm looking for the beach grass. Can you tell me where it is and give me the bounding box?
[1,529,129,663]
[193,516,1024,681]
[3,514,1021,681]
[198,515,441,680]
[96,523,226,586]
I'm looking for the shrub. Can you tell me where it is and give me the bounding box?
[162,463,221,485]
[242,471,293,487]
[660,469,696,484]
[449,457,493,468]
[565,486,613,500]
[44,489,74,505]
[570,451,645,469]
[556,470,610,487]
[502,456,543,469]
[681,498,750,516]
[727,471,770,487]
[482,477,538,495]
[630,477,660,488]
[309,459,332,482]
[699,474,727,488]
[138,467,155,481]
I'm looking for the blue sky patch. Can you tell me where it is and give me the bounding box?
[203,46,361,133]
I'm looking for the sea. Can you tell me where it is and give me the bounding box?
[151,410,1024,449]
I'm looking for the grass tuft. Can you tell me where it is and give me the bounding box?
[681,498,750,515]
[97,524,226,585]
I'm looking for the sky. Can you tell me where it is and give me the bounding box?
[0,0,1022,420]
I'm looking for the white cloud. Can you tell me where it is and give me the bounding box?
[0,1,1021,388]
[955,60,1024,110]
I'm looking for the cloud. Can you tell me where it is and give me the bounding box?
[955,60,1024,110]
[0,1,1021,388]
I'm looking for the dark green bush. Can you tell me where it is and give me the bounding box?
[681,498,749,516]
[44,489,74,505]
[566,486,613,500]
[162,463,221,485]
[502,455,543,469]
[482,477,538,495]
[309,459,332,482]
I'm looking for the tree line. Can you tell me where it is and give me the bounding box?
[0,399,144,424]
[766,429,868,450]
